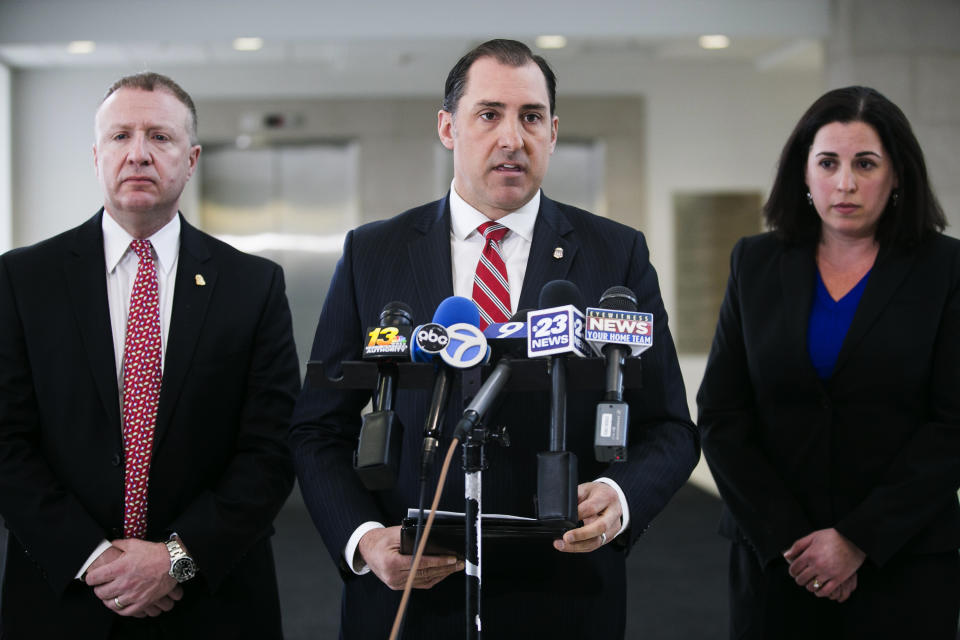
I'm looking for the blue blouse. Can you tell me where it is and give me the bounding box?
[807,268,871,379]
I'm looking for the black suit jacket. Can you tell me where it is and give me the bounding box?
[290,195,698,638]
[698,232,960,569]
[0,212,300,639]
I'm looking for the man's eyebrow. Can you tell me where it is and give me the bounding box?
[473,101,548,111]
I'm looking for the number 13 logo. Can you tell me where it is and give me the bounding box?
[367,327,399,346]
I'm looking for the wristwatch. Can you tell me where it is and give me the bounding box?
[165,536,197,583]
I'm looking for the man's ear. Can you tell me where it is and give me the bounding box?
[438,110,455,150]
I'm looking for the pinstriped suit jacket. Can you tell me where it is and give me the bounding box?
[290,194,698,638]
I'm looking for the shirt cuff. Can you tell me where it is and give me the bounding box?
[344,522,385,575]
[76,539,112,579]
[594,477,630,539]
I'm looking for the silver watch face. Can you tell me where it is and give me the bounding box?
[171,557,197,582]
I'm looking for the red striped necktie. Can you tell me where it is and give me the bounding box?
[472,221,511,329]
[121,239,162,539]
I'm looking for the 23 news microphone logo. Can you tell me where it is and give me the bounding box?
[526,306,589,358]
[363,325,413,358]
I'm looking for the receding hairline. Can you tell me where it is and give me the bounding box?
[452,58,553,116]
[94,85,198,143]
[442,39,557,116]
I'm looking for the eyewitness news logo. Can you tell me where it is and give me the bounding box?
[584,308,653,355]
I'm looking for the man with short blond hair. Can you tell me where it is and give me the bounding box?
[0,72,299,638]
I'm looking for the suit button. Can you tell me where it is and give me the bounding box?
[111,453,122,467]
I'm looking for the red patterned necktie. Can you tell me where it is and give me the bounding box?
[121,239,161,539]
[472,221,511,329]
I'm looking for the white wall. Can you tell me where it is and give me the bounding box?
[11,69,112,243]
[0,63,10,252]
[641,64,822,318]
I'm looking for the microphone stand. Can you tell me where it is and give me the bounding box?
[455,359,512,640]
[461,420,509,640]
[549,356,567,451]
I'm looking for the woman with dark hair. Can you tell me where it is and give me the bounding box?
[698,85,960,639]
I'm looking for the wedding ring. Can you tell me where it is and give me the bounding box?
[114,596,126,609]
[812,579,821,590]
[600,532,607,545]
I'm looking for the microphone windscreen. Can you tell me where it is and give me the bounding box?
[379,301,414,326]
[598,286,639,312]
[539,280,584,310]
[432,295,480,328]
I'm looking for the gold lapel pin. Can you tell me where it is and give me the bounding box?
[553,247,564,260]
[195,274,206,286]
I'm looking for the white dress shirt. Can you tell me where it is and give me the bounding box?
[448,183,539,315]
[75,211,180,578]
[345,184,629,574]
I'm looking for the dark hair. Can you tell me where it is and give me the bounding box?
[763,85,945,247]
[101,72,198,144]
[442,39,557,116]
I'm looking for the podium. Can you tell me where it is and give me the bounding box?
[307,356,643,638]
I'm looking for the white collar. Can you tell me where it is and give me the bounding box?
[102,211,180,276]
[448,180,539,242]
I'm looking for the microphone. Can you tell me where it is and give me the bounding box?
[364,301,415,410]
[452,357,512,441]
[530,280,584,523]
[416,296,484,476]
[584,286,653,462]
[451,309,532,441]
[530,280,586,450]
[483,309,532,360]
[354,301,414,490]
[526,284,588,361]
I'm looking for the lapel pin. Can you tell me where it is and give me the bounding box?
[553,247,564,260]
[195,274,206,286]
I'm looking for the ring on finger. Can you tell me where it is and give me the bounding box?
[812,579,821,590]
[114,596,126,609]
[599,531,607,546]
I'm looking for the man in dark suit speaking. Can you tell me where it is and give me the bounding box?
[290,40,699,638]
[0,72,300,638]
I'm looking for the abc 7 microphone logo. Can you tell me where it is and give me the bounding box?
[441,323,488,369]
[415,323,449,355]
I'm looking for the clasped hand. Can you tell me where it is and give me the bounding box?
[783,528,865,603]
[84,539,182,617]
